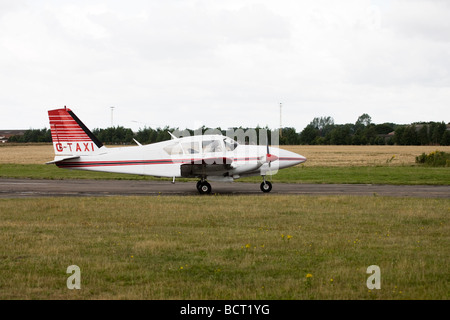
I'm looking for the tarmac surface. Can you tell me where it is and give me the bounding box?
[0,178,449,198]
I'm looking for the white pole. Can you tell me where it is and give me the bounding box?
[110,106,115,127]
[279,103,282,138]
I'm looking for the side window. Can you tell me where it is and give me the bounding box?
[181,142,199,154]
[163,143,183,155]
[202,140,222,153]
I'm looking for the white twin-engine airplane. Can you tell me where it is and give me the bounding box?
[47,107,306,194]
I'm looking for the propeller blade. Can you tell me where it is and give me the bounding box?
[265,137,278,165]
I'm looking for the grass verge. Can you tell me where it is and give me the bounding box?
[0,195,448,299]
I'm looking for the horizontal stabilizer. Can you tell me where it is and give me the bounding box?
[45,156,80,165]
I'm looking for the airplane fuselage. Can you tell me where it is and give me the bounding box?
[55,135,306,181]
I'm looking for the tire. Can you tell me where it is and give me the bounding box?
[260,181,272,193]
[198,181,212,194]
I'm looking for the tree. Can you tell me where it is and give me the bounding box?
[417,125,430,145]
[401,125,418,145]
[441,130,450,146]
[329,125,352,145]
[280,127,301,145]
[93,126,134,144]
[8,129,51,143]
[364,125,377,145]
[299,125,319,145]
[309,116,335,136]
[356,113,372,127]
[393,126,406,145]
[374,123,394,135]
[431,122,446,145]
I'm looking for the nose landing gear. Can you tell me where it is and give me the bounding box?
[260,176,272,193]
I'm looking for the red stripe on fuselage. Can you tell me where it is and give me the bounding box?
[56,156,302,168]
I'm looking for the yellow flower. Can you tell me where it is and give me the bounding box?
[245,243,250,248]
[287,235,293,240]
[306,273,313,278]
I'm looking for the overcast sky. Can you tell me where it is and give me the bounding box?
[0,0,449,132]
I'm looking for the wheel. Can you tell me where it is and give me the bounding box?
[260,181,272,193]
[196,180,202,191]
[198,181,212,194]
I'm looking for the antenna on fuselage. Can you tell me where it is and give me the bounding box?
[133,138,142,146]
[168,131,178,140]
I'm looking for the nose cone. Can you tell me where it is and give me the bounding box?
[278,149,307,168]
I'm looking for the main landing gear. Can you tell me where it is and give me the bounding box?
[196,177,272,194]
[197,180,212,194]
[260,176,272,193]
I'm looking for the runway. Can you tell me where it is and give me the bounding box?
[0,178,449,198]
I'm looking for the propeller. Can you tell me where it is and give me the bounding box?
[258,134,278,170]
[265,141,278,166]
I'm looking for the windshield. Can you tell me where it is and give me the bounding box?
[223,138,239,151]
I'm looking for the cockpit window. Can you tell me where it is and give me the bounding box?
[224,138,238,151]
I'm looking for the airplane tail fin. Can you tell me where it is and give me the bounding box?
[48,107,105,157]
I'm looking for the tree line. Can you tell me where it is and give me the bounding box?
[7,113,450,146]
[296,114,450,146]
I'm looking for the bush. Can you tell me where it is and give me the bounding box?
[415,150,450,167]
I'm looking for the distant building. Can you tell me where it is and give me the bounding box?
[0,130,26,143]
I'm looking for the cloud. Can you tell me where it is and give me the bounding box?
[0,0,448,131]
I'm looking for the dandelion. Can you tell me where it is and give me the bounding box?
[245,243,251,248]
[305,273,313,289]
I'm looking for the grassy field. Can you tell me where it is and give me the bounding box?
[1,195,448,300]
[1,144,449,184]
[1,144,449,300]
